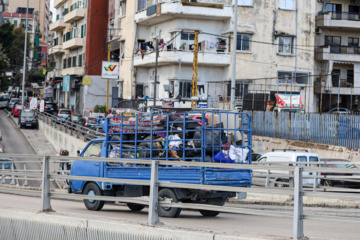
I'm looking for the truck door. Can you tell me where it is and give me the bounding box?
[296,156,310,185]
[81,141,104,177]
[308,156,320,186]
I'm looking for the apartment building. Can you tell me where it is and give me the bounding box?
[114,0,316,111]
[315,0,360,112]
[47,0,113,114]
[2,9,38,64]
[0,0,8,12]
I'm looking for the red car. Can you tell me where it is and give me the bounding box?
[12,105,22,117]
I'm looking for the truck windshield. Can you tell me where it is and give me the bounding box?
[83,141,103,157]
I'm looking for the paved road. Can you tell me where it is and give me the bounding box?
[0,110,41,187]
[0,192,359,240]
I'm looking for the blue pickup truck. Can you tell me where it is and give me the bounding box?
[69,109,252,218]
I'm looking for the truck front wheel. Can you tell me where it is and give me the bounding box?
[83,182,104,211]
[158,188,181,218]
[199,198,225,217]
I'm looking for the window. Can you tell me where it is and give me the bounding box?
[63,59,67,69]
[348,37,359,47]
[179,81,192,98]
[278,71,310,85]
[180,33,195,49]
[331,69,340,87]
[278,37,293,54]
[83,141,103,157]
[236,34,250,51]
[78,54,82,67]
[135,84,144,98]
[120,0,126,17]
[72,56,76,67]
[227,83,242,97]
[81,25,84,38]
[296,156,307,166]
[325,35,341,53]
[279,0,294,10]
[237,0,252,6]
[83,24,86,37]
[13,20,18,26]
[67,57,71,68]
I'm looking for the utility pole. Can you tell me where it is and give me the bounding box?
[153,38,159,106]
[21,0,29,111]
[230,0,238,110]
[106,43,111,111]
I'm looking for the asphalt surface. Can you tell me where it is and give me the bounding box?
[0,193,359,240]
[0,110,42,187]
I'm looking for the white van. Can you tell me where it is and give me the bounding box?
[256,150,320,187]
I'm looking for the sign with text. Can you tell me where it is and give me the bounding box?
[29,97,38,110]
[101,61,119,79]
[40,100,45,112]
[63,76,70,92]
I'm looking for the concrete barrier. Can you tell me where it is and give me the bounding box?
[253,135,360,162]
[0,208,266,240]
[39,121,88,156]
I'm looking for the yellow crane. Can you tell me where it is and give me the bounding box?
[191,30,199,108]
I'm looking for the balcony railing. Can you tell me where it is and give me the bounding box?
[326,45,360,54]
[329,12,360,21]
[137,0,229,12]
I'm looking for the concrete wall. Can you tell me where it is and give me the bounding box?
[39,120,88,156]
[253,135,360,162]
[0,208,249,240]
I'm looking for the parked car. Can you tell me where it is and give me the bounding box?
[57,109,72,122]
[78,116,98,130]
[12,105,22,117]
[66,114,82,124]
[44,102,58,115]
[8,98,20,111]
[319,159,360,188]
[256,150,320,187]
[18,109,38,129]
[0,93,10,109]
[328,108,351,114]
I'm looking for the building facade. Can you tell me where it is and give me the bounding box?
[315,0,360,112]
[47,0,114,114]
[114,0,316,111]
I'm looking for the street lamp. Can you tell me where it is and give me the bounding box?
[21,0,29,110]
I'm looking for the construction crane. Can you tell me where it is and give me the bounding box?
[191,30,199,108]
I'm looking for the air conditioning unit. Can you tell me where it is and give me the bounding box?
[315,27,322,34]
[350,0,358,4]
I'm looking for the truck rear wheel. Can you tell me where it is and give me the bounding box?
[199,198,225,217]
[83,182,104,211]
[127,203,145,212]
[158,188,181,218]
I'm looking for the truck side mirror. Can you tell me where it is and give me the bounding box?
[77,150,81,157]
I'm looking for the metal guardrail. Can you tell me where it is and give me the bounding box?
[37,111,106,141]
[1,154,360,239]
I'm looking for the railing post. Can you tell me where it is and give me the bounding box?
[293,167,304,239]
[41,155,53,212]
[313,172,318,191]
[1,163,5,183]
[148,160,160,226]
[10,162,15,185]
[24,163,28,186]
[265,169,270,187]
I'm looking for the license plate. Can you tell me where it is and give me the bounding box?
[26,124,31,126]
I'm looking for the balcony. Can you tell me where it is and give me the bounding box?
[49,19,66,32]
[316,12,360,30]
[63,38,83,50]
[54,0,67,9]
[47,69,62,78]
[134,50,231,67]
[49,45,64,55]
[316,46,360,62]
[314,79,360,95]
[135,0,231,25]
[64,8,85,23]
[62,67,85,76]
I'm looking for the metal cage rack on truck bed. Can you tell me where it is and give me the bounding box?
[99,108,253,165]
